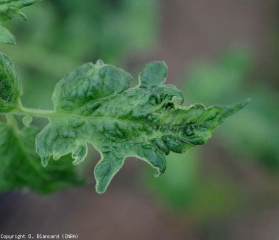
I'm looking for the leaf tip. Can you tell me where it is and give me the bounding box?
[242,98,251,106]
[96,189,105,194]
[234,98,251,112]
[72,144,88,166]
[96,59,105,66]
[154,170,164,178]
[41,157,49,168]
[95,182,107,194]
[22,115,33,127]
[18,11,28,21]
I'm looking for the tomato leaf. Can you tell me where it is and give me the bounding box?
[36,61,249,193]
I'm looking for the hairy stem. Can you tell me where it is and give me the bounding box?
[15,99,54,118]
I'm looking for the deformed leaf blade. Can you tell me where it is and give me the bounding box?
[36,61,249,193]
[94,151,125,194]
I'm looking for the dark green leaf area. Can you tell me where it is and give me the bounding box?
[36,61,248,193]
[0,53,22,111]
[139,61,168,88]
[0,123,84,194]
[52,62,133,112]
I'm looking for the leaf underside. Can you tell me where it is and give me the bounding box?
[0,122,84,193]
[0,0,40,44]
[35,61,249,193]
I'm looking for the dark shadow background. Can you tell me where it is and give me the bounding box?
[1,0,279,239]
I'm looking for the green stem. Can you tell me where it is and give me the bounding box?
[0,99,54,118]
[14,99,54,118]
[18,106,54,118]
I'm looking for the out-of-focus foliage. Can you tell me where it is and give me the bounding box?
[144,48,279,219]
[1,0,159,108]
[144,151,241,219]
[17,0,158,62]
[0,0,40,45]
[0,120,84,194]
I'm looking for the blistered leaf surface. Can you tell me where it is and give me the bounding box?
[36,61,248,193]
[0,121,84,193]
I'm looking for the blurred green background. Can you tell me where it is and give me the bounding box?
[1,0,279,239]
